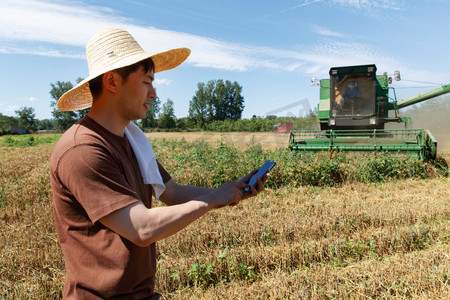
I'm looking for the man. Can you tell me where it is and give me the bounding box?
[50,28,267,299]
[341,81,362,112]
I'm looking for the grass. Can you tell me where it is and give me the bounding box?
[0,135,449,299]
[0,134,61,147]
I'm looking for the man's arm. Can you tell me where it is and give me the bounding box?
[99,171,267,247]
[99,180,246,247]
[159,179,213,206]
[160,169,265,206]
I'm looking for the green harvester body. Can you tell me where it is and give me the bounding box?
[289,64,450,160]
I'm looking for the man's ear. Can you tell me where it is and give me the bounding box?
[102,71,120,94]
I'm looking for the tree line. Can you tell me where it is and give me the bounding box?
[0,78,318,134]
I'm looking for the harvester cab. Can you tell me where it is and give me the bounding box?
[289,64,450,160]
[326,64,380,130]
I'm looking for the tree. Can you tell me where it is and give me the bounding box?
[188,82,211,128]
[188,79,244,127]
[15,107,37,132]
[50,81,78,131]
[0,113,18,135]
[158,99,176,129]
[140,97,161,129]
[74,78,90,119]
[227,81,244,120]
[176,117,188,130]
[37,119,55,131]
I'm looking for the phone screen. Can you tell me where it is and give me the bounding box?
[244,160,276,192]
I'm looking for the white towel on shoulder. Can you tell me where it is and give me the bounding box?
[124,122,165,199]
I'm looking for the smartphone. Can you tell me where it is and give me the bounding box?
[244,160,276,192]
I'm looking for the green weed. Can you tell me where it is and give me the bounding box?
[154,139,445,188]
[0,134,61,147]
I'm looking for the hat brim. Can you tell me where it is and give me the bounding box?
[57,48,190,111]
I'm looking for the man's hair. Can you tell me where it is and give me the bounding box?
[89,58,155,100]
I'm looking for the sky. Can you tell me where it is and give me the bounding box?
[1,0,449,120]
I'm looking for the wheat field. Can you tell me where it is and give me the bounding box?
[146,132,291,151]
[0,133,449,299]
[145,131,450,153]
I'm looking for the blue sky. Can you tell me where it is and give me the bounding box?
[1,0,449,120]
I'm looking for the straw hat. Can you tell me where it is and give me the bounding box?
[57,28,191,111]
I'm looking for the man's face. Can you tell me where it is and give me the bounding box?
[117,67,156,121]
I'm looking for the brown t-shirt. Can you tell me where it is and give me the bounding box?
[50,116,171,299]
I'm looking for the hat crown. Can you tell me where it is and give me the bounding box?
[86,28,144,75]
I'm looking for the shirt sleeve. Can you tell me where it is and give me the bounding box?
[55,143,141,223]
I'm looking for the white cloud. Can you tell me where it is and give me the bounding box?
[0,0,404,75]
[247,0,321,23]
[6,105,20,112]
[0,44,84,59]
[29,97,37,102]
[246,0,404,23]
[311,25,345,38]
[155,78,172,86]
[0,0,121,46]
[330,0,403,10]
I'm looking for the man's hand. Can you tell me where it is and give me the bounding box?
[238,169,269,200]
[208,181,247,208]
[207,169,269,209]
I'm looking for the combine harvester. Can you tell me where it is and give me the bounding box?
[289,64,450,160]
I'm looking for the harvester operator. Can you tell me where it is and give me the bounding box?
[342,81,362,112]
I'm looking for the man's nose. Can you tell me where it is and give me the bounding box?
[148,86,157,99]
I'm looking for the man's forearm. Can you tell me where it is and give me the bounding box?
[179,185,213,200]
[160,179,216,206]
[101,180,245,247]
